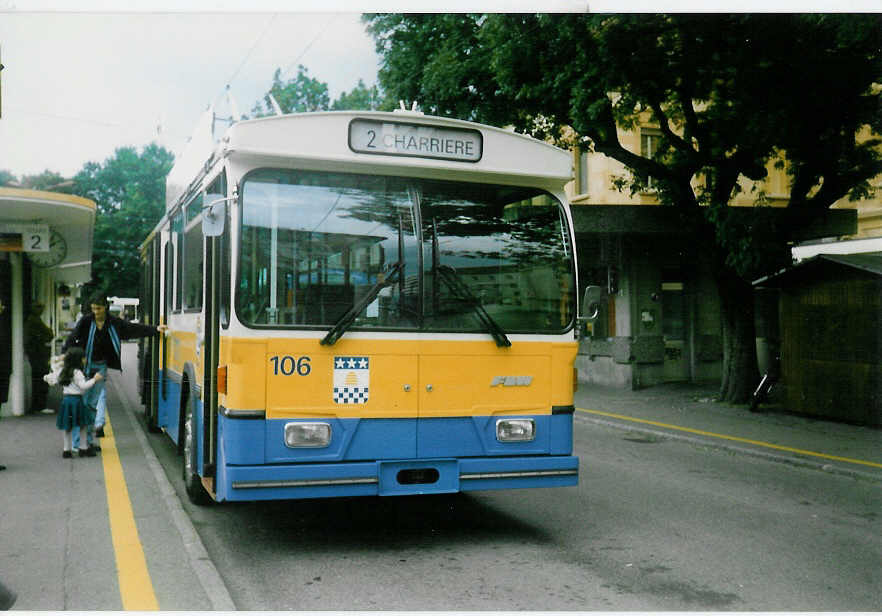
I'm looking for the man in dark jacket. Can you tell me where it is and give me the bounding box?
[24,303,53,412]
[63,292,167,451]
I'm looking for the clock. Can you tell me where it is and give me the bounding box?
[28,230,67,268]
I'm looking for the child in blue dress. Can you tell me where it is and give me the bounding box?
[44,347,104,458]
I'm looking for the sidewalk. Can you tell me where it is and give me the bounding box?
[575,382,882,482]
[0,349,233,611]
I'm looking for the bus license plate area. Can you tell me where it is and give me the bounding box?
[378,459,459,496]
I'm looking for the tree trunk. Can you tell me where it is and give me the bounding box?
[715,266,761,404]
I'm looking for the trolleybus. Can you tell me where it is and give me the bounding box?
[139,108,582,504]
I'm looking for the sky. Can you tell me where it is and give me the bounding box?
[0,6,387,178]
[1,0,873,180]
[0,0,592,179]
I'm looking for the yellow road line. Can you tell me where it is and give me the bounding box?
[577,407,882,470]
[100,418,159,610]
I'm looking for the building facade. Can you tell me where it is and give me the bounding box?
[566,122,868,390]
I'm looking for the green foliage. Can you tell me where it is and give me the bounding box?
[365,13,882,402]
[251,65,331,117]
[364,14,514,122]
[364,13,882,279]
[73,144,174,298]
[250,66,387,116]
[20,170,72,192]
[0,169,73,192]
[331,79,382,111]
[0,169,18,186]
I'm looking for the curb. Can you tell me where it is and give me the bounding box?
[109,378,237,611]
[575,413,882,483]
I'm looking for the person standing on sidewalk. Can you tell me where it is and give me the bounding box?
[0,295,8,471]
[24,303,54,413]
[43,346,103,458]
[63,292,167,451]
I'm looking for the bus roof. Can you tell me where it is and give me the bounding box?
[165,110,573,213]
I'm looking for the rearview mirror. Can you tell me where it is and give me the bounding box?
[202,193,226,237]
[581,285,603,321]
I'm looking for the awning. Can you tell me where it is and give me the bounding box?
[0,187,96,283]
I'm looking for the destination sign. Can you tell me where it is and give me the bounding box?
[349,119,482,163]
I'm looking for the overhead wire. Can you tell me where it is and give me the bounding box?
[224,12,279,90]
[280,13,340,80]
[214,12,336,119]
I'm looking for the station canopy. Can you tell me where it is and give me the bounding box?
[0,187,96,283]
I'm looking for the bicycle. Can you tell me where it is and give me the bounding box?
[750,353,780,413]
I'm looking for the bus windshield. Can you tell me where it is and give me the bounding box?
[237,169,574,335]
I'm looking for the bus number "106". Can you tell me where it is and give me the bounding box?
[269,355,312,376]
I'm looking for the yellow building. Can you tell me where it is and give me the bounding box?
[834,126,882,239]
[568,121,802,209]
[565,121,866,390]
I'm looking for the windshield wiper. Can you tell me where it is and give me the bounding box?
[436,265,511,348]
[320,261,404,346]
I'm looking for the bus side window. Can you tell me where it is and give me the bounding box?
[183,197,204,311]
[164,238,173,319]
[218,203,231,328]
[172,211,183,313]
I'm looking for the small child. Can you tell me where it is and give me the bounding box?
[44,346,104,458]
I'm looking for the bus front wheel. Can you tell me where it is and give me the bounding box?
[182,392,212,506]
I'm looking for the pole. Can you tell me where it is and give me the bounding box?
[9,252,25,415]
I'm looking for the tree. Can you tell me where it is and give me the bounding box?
[331,78,383,111]
[20,170,72,193]
[251,65,331,117]
[365,14,514,122]
[0,169,72,191]
[364,13,882,403]
[74,144,174,298]
[0,170,18,186]
[251,66,388,116]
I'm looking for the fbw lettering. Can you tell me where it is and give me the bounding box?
[490,376,533,387]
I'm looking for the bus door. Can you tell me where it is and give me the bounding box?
[160,237,172,416]
[143,236,162,431]
[199,181,229,489]
[0,259,11,408]
[200,222,221,489]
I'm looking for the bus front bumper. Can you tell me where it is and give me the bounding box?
[216,455,579,502]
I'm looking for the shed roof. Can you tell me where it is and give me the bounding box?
[754,252,882,287]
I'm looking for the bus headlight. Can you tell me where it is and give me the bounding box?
[284,422,332,448]
[496,419,535,442]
